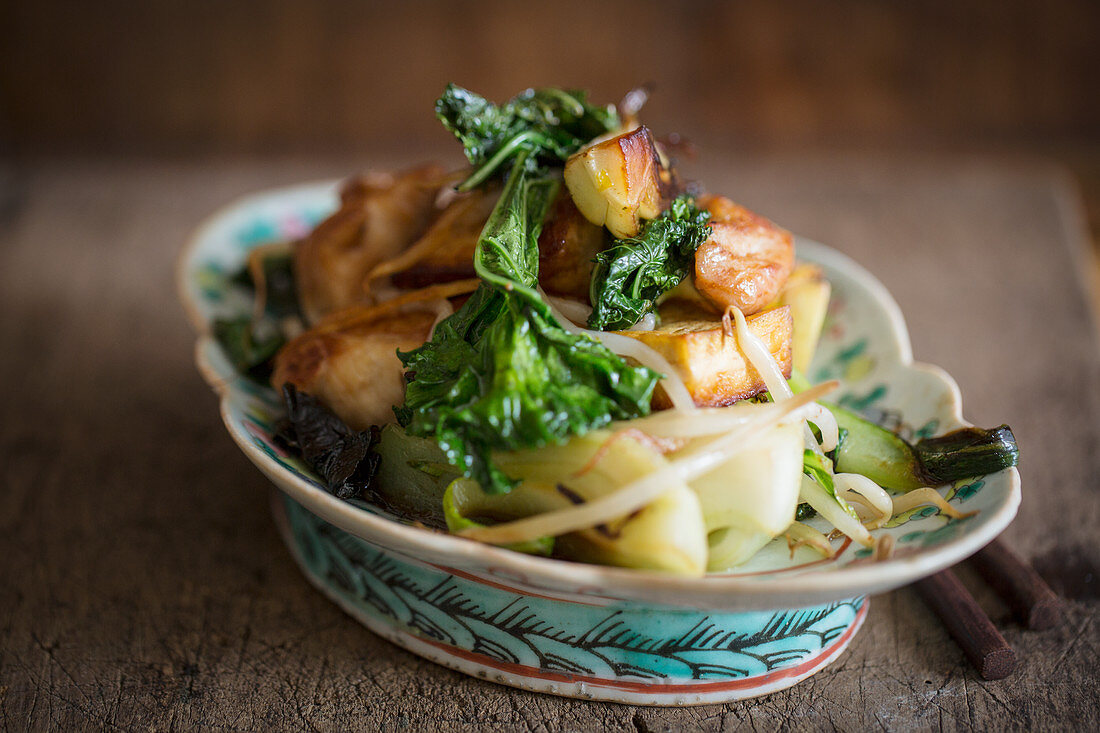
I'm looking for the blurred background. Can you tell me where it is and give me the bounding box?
[1,0,1098,273]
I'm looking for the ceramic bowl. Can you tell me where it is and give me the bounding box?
[179,181,1020,705]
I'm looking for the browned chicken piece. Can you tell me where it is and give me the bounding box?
[693,195,794,316]
[619,306,793,408]
[537,192,608,301]
[294,165,448,324]
[372,185,500,291]
[272,306,437,429]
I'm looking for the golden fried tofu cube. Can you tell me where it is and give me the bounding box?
[619,306,793,408]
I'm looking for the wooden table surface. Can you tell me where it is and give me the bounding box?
[2,154,1098,731]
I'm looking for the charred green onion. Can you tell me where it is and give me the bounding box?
[828,403,1017,491]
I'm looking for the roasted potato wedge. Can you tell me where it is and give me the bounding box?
[537,191,609,300]
[294,165,448,323]
[564,126,663,239]
[373,185,500,290]
[776,263,831,374]
[620,306,793,408]
[272,306,436,429]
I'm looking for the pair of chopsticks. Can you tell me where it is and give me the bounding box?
[915,538,1064,680]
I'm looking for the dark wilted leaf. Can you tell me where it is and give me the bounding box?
[277,384,379,500]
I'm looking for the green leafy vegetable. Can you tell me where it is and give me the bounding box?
[212,317,284,378]
[794,503,818,521]
[398,151,660,494]
[913,425,1019,484]
[231,249,300,319]
[215,249,301,378]
[828,403,1019,490]
[789,371,1019,489]
[802,449,835,495]
[587,196,711,331]
[435,84,620,191]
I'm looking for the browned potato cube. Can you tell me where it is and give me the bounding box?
[564,126,663,239]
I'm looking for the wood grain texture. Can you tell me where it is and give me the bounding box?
[969,538,1066,631]
[915,571,1017,681]
[1,155,1098,730]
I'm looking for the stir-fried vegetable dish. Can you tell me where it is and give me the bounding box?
[215,84,1019,575]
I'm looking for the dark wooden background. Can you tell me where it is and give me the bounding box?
[3,0,1099,153]
[3,0,1099,278]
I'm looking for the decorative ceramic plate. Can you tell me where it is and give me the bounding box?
[179,181,1020,705]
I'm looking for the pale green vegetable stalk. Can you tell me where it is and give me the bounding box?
[457,384,835,549]
[444,479,554,556]
[485,431,708,575]
[689,423,805,571]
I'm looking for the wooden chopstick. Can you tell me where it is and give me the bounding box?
[915,569,1017,680]
[967,538,1065,630]
[915,541,1065,680]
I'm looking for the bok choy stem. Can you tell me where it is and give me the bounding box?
[789,372,1018,490]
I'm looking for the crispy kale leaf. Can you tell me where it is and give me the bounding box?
[434,85,518,167]
[276,384,380,500]
[436,84,619,191]
[587,196,711,331]
[398,152,660,494]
